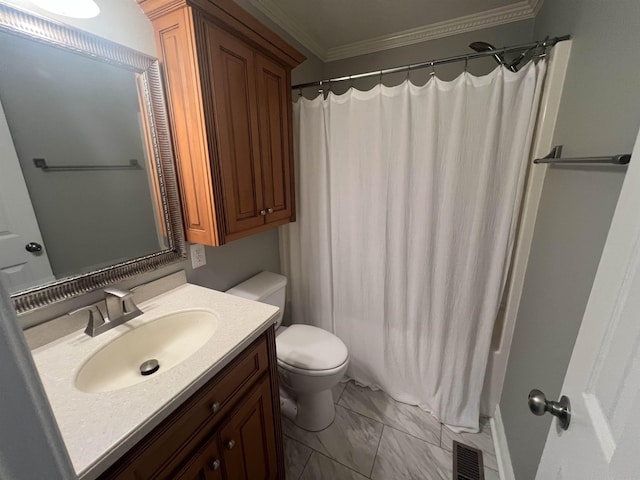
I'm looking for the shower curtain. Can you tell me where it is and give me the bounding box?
[280,61,547,431]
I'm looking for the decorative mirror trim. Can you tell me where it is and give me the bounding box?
[1,4,187,314]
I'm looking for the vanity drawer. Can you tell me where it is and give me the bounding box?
[191,333,270,428]
[100,332,270,480]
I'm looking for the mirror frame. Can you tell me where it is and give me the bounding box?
[1,4,186,314]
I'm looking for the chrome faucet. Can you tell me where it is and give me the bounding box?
[74,288,143,337]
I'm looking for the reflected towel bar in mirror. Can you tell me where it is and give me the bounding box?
[33,158,141,171]
[533,145,631,165]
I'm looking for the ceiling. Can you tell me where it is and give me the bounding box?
[248,0,543,62]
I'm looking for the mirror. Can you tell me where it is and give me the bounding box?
[0,4,185,314]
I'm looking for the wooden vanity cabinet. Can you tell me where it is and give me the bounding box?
[217,376,277,479]
[171,376,276,480]
[99,327,284,480]
[138,0,305,246]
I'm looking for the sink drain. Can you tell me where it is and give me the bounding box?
[140,359,160,376]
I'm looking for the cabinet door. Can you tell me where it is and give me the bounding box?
[153,8,220,246]
[255,53,294,224]
[219,376,278,480]
[170,436,224,480]
[203,22,265,236]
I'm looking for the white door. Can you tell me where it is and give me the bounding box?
[0,97,54,292]
[536,126,640,479]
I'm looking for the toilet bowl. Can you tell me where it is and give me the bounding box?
[226,272,348,431]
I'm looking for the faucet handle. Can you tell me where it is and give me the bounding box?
[104,287,141,317]
[104,287,133,299]
[69,304,105,337]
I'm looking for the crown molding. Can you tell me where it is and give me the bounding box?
[325,1,541,61]
[248,0,326,60]
[248,0,544,63]
[530,0,545,15]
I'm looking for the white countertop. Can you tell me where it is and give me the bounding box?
[31,283,279,479]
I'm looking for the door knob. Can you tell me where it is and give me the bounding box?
[260,210,267,216]
[227,439,236,449]
[210,459,220,471]
[267,208,274,214]
[25,242,43,253]
[528,389,571,430]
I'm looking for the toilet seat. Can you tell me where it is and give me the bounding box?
[277,356,349,377]
[276,324,348,372]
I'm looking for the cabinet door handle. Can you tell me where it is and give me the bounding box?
[211,402,220,414]
[267,208,274,214]
[260,210,267,216]
[210,459,221,471]
[227,439,236,450]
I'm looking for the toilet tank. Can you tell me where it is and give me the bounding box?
[226,272,287,328]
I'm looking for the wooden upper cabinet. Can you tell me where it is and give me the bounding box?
[256,53,294,224]
[138,0,305,245]
[204,23,265,235]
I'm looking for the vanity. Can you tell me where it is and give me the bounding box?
[31,281,284,479]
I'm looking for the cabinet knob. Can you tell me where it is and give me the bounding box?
[227,439,236,450]
[260,210,266,216]
[267,208,274,214]
[211,402,220,414]
[210,459,220,471]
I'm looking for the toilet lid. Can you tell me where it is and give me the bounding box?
[276,324,348,371]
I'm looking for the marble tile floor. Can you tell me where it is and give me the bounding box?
[284,382,499,480]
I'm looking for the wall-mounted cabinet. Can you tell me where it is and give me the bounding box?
[138,0,305,245]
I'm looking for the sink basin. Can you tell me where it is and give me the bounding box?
[76,309,218,393]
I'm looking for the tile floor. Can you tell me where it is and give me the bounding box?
[283,382,500,480]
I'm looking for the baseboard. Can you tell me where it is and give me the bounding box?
[490,405,516,480]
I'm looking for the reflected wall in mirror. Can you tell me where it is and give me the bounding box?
[0,4,185,313]
[0,30,164,291]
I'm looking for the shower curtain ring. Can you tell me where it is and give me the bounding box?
[538,37,550,58]
[464,56,469,72]
[406,65,411,81]
[349,75,354,89]
[430,61,436,77]
[298,87,303,98]
[379,69,383,85]
[539,42,548,58]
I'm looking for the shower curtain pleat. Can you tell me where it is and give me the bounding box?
[280,61,547,432]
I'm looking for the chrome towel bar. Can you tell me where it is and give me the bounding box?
[33,158,140,171]
[533,145,631,165]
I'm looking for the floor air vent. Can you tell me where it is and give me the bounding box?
[453,441,484,480]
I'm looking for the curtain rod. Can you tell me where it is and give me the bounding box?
[292,35,571,90]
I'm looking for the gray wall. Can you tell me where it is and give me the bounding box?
[500,1,640,478]
[0,277,76,479]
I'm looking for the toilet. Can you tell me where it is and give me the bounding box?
[226,271,349,431]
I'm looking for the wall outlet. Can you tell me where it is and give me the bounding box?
[190,243,206,269]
